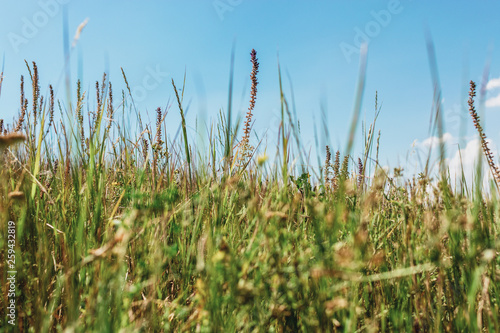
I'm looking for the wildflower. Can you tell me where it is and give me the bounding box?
[257,154,268,166]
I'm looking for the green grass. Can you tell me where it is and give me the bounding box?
[0,55,499,332]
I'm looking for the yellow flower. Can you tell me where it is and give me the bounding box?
[257,154,268,167]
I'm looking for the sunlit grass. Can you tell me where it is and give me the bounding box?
[0,51,499,332]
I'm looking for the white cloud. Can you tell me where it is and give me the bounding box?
[486,93,500,108]
[447,139,482,184]
[487,77,500,90]
[410,134,497,190]
[408,133,456,178]
[415,132,454,150]
[486,77,500,108]
[447,138,497,190]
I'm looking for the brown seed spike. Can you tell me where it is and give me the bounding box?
[240,49,260,164]
[358,158,364,189]
[468,80,500,189]
[324,145,332,190]
[332,151,340,190]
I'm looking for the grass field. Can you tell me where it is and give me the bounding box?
[0,50,499,332]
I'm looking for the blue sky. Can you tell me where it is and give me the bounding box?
[1,0,500,179]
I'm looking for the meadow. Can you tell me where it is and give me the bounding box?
[0,49,499,332]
